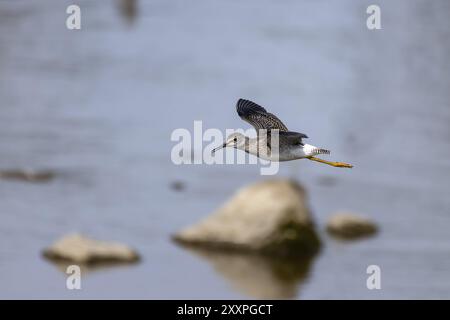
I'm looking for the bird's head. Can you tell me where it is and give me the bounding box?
[211,132,246,154]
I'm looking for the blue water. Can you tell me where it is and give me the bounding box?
[0,0,450,299]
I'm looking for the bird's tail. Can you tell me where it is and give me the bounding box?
[303,144,331,157]
[314,148,330,155]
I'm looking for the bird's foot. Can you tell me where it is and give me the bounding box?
[307,156,353,168]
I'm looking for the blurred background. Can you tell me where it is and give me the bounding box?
[1,0,450,299]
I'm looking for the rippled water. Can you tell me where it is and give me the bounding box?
[1,0,450,299]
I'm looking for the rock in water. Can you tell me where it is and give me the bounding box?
[43,234,140,264]
[326,212,378,239]
[173,179,320,256]
[0,169,55,182]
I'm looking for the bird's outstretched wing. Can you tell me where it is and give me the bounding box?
[279,131,308,145]
[266,131,309,153]
[236,99,289,131]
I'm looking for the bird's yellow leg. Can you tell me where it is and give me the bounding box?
[307,156,353,168]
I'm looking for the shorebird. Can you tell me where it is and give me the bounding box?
[212,99,353,168]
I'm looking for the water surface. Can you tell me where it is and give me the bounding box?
[1,0,450,299]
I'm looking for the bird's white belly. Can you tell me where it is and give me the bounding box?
[246,142,319,162]
[262,144,318,162]
[279,147,308,161]
[254,146,308,162]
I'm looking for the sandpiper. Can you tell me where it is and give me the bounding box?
[212,99,353,168]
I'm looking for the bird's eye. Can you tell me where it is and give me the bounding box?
[233,137,237,142]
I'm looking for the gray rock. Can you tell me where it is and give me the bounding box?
[326,212,378,239]
[173,179,320,256]
[43,233,140,264]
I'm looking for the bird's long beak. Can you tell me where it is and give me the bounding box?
[211,142,227,155]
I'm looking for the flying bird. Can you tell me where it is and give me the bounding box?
[212,99,353,168]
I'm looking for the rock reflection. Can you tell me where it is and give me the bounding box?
[182,247,318,299]
[46,259,139,275]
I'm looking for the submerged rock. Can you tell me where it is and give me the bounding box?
[170,180,185,192]
[326,212,378,239]
[173,179,321,257]
[43,234,140,265]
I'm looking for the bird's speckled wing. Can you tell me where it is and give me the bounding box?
[264,131,309,154]
[278,131,308,146]
[236,99,289,131]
